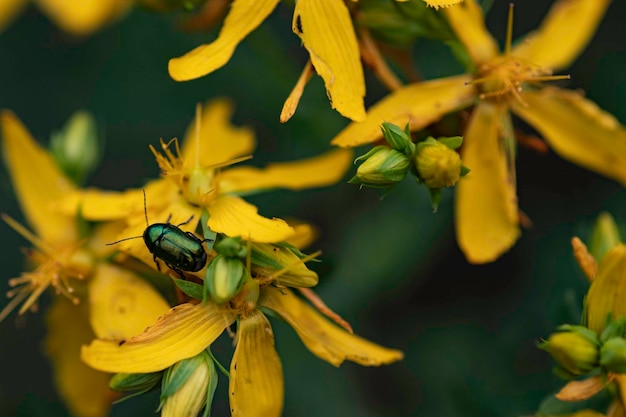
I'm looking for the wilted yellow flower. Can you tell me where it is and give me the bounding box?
[332,0,624,264]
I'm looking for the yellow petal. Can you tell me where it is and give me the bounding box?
[82,302,236,373]
[455,102,519,264]
[88,263,170,340]
[168,0,280,81]
[615,374,626,411]
[260,287,404,366]
[230,310,283,417]
[220,148,353,193]
[331,75,475,147]
[208,195,295,243]
[36,0,131,36]
[181,99,256,168]
[512,87,626,186]
[555,375,608,402]
[46,297,114,417]
[511,0,610,72]
[443,0,499,65]
[292,0,366,121]
[585,244,626,334]
[423,0,464,10]
[0,0,26,33]
[285,222,317,250]
[1,111,78,243]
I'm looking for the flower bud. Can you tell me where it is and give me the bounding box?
[161,352,216,417]
[349,146,410,188]
[251,243,318,287]
[590,212,622,263]
[50,110,99,185]
[544,331,599,375]
[109,372,162,393]
[205,255,246,304]
[414,139,462,188]
[600,337,626,373]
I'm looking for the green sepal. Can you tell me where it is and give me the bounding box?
[428,188,442,213]
[109,372,162,404]
[200,210,216,254]
[414,137,438,154]
[438,136,463,150]
[213,236,246,258]
[556,324,600,346]
[353,146,388,165]
[172,277,203,300]
[160,357,200,402]
[460,165,471,177]
[599,316,626,343]
[590,212,622,263]
[202,349,219,417]
[381,122,415,155]
[207,348,229,378]
[250,245,283,270]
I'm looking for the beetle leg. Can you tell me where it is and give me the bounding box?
[166,262,186,280]
[165,213,172,224]
[177,215,195,227]
[153,254,162,272]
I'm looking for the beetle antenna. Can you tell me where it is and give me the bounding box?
[143,189,149,227]
[106,235,144,245]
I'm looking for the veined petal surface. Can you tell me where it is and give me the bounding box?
[293,0,366,121]
[455,102,519,264]
[220,148,352,193]
[168,0,280,81]
[208,195,294,243]
[1,111,77,243]
[88,263,170,340]
[511,0,610,72]
[36,0,131,36]
[181,99,255,168]
[331,75,475,147]
[82,303,236,373]
[513,87,626,186]
[260,287,404,366]
[230,310,283,417]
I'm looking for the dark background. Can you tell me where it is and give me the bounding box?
[1,0,626,416]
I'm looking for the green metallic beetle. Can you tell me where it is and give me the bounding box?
[108,191,209,278]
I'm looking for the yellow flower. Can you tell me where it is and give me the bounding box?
[82,285,403,417]
[332,0,623,264]
[1,111,169,417]
[0,0,130,35]
[63,99,352,272]
[168,0,366,121]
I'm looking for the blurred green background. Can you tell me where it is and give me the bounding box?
[1,1,626,416]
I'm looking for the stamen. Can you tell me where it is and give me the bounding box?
[1,214,53,255]
[504,3,514,56]
[264,250,321,283]
[298,287,354,334]
[281,61,314,123]
[358,25,403,92]
[205,155,253,171]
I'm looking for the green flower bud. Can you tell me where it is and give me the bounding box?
[545,331,599,375]
[50,110,99,185]
[205,255,246,304]
[590,212,622,263]
[161,352,216,417]
[414,139,462,188]
[349,146,410,188]
[380,122,415,155]
[600,337,626,373]
[251,243,318,288]
[213,236,247,258]
[109,372,162,393]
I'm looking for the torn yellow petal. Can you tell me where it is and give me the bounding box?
[168,0,280,81]
[260,287,404,366]
[0,0,26,33]
[423,0,464,10]
[455,102,519,264]
[443,0,499,65]
[220,148,353,193]
[585,244,626,334]
[82,302,236,373]
[513,87,626,186]
[331,75,475,147]
[293,0,366,121]
[36,0,131,36]
[88,263,170,340]
[230,310,283,417]
[208,195,294,243]
[511,0,610,72]
[181,99,256,168]
[1,111,78,244]
[46,297,114,417]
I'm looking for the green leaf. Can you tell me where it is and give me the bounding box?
[172,277,204,300]
[438,136,463,150]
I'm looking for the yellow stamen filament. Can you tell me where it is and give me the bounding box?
[358,25,403,92]
[571,237,597,281]
[260,250,321,285]
[504,3,514,56]
[281,61,314,123]
[2,214,54,255]
[298,287,354,334]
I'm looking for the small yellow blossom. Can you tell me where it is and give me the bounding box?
[332,0,622,264]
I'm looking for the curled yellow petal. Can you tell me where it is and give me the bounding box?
[455,102,519,264]
[260,287,404,367]
[423,0,464,10]
[513,87,626,186]
[168,0,280,81]
[293,0,366,121]
[585,244,626,334]
[0,0,26,33]
[36,0,131,36]
[555,375,608,402]
[208,195,294,243]
[443,0,499,65]
[181,99,256,168]
[82,303,236,373]
[88,263,170,340]
[1,110,78,244]
[220,148,353,193]
[511,0,610,72]
[46,297,114,417]
[331,75,475,147]
[230,310,283,417]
